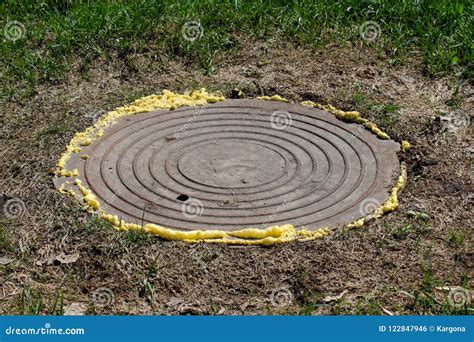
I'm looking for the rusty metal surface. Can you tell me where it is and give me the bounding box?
[58,99,400,231]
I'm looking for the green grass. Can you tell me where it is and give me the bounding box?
[72,214,112,234]
[34,120,76,149]
[121,229,154,246]
[353,83,402,128]
[446,228,466,246]
[0,225,11,251]
[1,0,472,101]
[18,286,64,315]
[391,222,431,241]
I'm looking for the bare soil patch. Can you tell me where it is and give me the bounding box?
[1,39,472,315]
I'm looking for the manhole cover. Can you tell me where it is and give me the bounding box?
[55,99,400,232]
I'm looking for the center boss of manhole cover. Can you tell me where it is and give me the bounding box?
[56,99,401,235]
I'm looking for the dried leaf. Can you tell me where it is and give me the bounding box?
[0,257,14,265]
[56,253,80,264]
[64,303,88,316]
[322,290,348,303]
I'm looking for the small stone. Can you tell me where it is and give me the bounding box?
[167,297,183,307]
[55,253,80,264]
[419,213,430,221]
[64,303,88,316]
[0,257,14,265]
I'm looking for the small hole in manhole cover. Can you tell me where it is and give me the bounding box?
[176,194,189,202]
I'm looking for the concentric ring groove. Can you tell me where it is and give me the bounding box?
[63,99,400,231]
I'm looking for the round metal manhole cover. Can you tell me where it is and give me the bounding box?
[57,99,400,231]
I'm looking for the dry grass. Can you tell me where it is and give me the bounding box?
[0,39,472,315]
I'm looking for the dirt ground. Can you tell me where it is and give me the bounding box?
[1,39,472,315]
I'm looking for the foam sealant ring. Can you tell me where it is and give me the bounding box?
[54,89,408,245]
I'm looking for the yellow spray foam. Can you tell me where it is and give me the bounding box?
[257,95,289,102]
[347,162,407,229]
[401,140,411,152]
[301,100,390,139]
[55,90,408,244]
